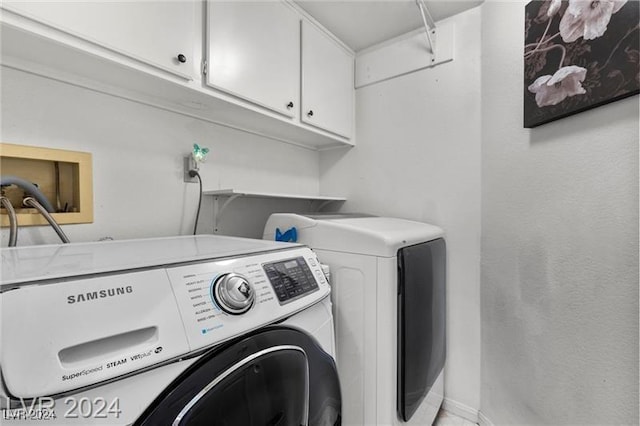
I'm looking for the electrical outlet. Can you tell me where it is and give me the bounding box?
[184,156,198,183]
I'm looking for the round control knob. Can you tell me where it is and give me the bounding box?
[213,273,254,315]
[177,54,187,63]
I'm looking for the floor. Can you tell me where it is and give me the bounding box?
[434,409,478,426]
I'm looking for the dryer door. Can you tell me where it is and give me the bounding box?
[135,326,341,426]
[397,238,446,421]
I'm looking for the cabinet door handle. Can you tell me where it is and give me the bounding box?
[307,110,314,117]
[177,54,187,63]
[287,102,294,109]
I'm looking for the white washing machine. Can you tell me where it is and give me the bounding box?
[0,235,341,425]
[264,214,446,426]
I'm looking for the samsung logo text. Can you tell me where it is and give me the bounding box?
[67,286,133,304]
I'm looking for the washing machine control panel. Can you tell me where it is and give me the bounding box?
[165,247,330,352]
[263,256,319,304]
[0,241,329,400]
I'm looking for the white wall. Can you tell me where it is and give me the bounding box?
[480,1,639,425]
[0,68,320,245]
[320,7,482,413]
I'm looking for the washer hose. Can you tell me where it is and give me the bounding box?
[0,176,55,213]
[0,196,18,247]
[23,197,70,243]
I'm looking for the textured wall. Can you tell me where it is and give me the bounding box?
[481,1,639,424]
[0,68,320,245]
[320,7,482,412]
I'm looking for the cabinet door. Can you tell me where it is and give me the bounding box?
[2,1,196,80]
[206,1,300,118]
[301,21,354,139]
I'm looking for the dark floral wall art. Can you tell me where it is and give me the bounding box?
[524,0,639,128]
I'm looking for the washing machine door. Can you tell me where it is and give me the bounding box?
[135,326,341,426]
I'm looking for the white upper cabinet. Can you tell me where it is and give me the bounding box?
[2,1,196,80]
[301,20,354,139]
[1,0,355,148]
[206,1,300,119]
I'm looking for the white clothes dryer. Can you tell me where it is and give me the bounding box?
[264,214,446,426]
[0,235,341,425]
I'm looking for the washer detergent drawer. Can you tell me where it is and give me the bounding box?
[1,269,189,398]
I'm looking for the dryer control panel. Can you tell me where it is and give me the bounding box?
[165,247,330,352]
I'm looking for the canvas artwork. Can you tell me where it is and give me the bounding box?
[524,0,639,128]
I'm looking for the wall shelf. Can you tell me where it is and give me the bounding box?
[204,189,346,233]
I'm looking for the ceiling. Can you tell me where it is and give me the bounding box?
[295,0,484,52]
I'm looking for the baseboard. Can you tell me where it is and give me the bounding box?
[477,410,495,426]
[441,398,495,426]
[442,398,479,423]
